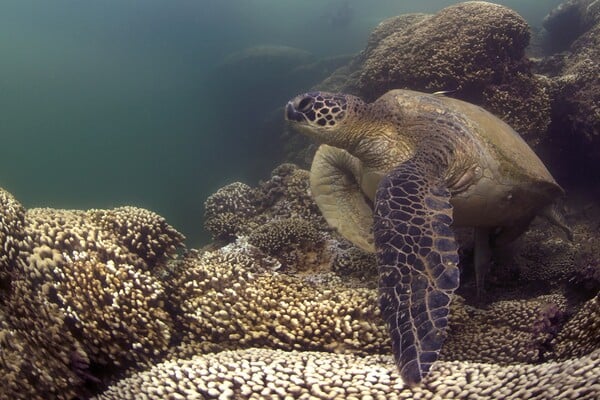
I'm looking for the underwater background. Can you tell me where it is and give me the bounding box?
[0,0,564,246]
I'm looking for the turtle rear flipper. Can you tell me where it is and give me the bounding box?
[374,158,460,385]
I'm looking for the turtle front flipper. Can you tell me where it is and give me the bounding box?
[374,158,460,385]
[311,144,375,252]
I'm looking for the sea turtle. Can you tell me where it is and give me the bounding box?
[285,89,569,385]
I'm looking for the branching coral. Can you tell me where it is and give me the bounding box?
[202,164,328,258]
[254,163,325,226]
[551,294,600,360]
[1,304,88,400]
[166,249,387,356]
[94,347,600,400]
[0,190,185,398]
[88,206,185,270]
[330,243,377,285]
[11,207,182,366]
[0,188,26,283]
[247,218,324,271]
[443,294,569,364]
[204,182,259,240]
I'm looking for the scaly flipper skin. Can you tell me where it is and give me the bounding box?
[374,159,460,385]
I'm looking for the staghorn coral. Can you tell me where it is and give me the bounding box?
[94,347,600,400]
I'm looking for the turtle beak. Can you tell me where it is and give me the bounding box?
[285,101,305,122]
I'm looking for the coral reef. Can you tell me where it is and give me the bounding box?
[551,23,600,163]
[356,2,530,99]
[1,162,599,398]
[204,165,326,242]
[166,247,387,356]
[0,188,25,284]
[482,72,552,145]
[330,242,377,285]
[217,45,314,78]
[204,182,259,240]
[534,0,600,179]
[0,189,185,399]
[443,294,569,365]
[542,0,600,52]
[1,2,599,398]
[247,218,324,271]
[203,164,330,271]
[314,2,551,145]
[552,294,600,360]
[88,206,184,269]
[94,348,600,400]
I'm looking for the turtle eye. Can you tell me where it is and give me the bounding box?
[298,96,314,113]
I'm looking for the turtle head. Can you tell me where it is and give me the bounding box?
[285,91,366,147]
